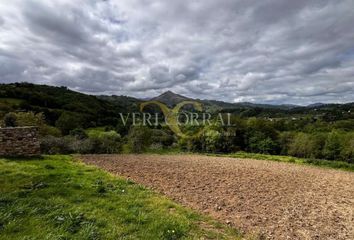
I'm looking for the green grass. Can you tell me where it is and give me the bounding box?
[208,152,354,172]
[0,155,242,240]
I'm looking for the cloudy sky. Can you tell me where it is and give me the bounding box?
[1,0,354,105]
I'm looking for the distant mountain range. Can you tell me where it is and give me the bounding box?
[0,83,353,124]
[147,90,327,110]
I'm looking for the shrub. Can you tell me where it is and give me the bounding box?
[70,138,94,154]
[288,133,314,158]
[203,129,222,152]
[55,112,84,135]
[245,118,279,154]
[217,127,244,153]
[177,137,190,151]
[340,133,354,163]
[90,131,122,154]
[247,131,278,154]
[3,111,61,137]
[40,136,76,154]
[70,128,88,140]
[323,131,343,160]
[4,112,17,127]
[178,126,241,153]
[149,143,164,151]
[176,132,204,152]
[309,132,327,159]
[40,125,62,137]
[116,123,130,136]
[127,126,151,153]
[40,131,122,154]
[13,112,45,127]
[278,132,295,155]
[150,129,174,147]
[287,132,327,159]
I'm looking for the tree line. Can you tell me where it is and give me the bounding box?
[2,111,353,163]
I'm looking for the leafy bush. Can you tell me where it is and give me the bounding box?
[288,133,315,158]
[90,131,122,154]
[116,122,131,136]
[40,125,62,137]
[323,131,343,160]
[247,131,279,154]
[149,143,164,151]
[40,131,122,154]
[127,126,152,153]
[3,111,62,137]
[40,136,77,154]
[309,132,327,159]
[14,111,63,137]
[245,118,279,154]
[177,137,190,151]
[340,133,354,163]
[70,128,88,140]
[70,138,94,154]
[278,132,295,155]
[203,129,222,152]
[55,112,85,135]
[150,129,174,147]
[13,112,45,127]
[86,127,106,138]
[287,132,328,159]
[3,112,17,127]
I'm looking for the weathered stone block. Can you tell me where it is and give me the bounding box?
[0,127,41,157]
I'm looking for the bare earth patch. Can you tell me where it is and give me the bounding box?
[80,154,354,239]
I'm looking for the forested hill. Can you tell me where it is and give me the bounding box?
[0,82,138,127]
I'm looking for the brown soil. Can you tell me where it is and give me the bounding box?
[80,154,354,240]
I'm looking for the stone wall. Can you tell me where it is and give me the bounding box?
[0,127,41,157]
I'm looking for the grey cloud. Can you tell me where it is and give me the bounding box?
[150,65,171,83]
[0,0,354,105]
[0,56,27,83]
[52,67,134,93]
[23,3,88,45]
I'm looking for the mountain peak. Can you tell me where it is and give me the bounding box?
[151,90,190,106]
[159,90,176,96]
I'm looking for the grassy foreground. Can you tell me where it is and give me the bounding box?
[0,155,241,240]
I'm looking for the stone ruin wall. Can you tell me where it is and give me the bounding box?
[0,127,41,157]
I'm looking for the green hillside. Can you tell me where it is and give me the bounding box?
[0,82,137,127]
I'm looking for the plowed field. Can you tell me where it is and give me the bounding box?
[80,154,354,239]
